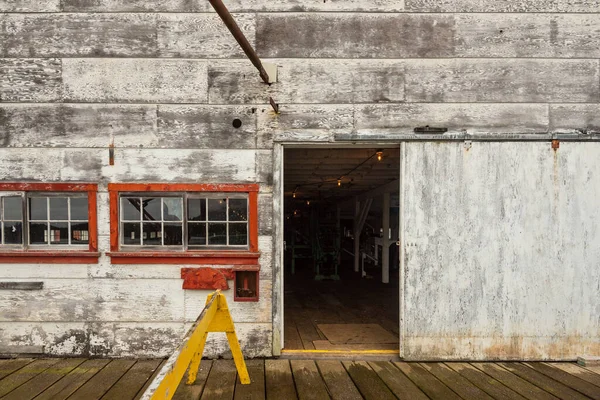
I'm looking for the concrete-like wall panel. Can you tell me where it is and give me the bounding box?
[550,104,600,133]
[402,142,600,359]
[62,59,208,103]
[256,14,455,58]
[405,0,600,12]
[405,59,600,103]
[0,0,59,12]
[456,14,600,58]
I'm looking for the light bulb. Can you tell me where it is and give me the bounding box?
[293,192,296,198]
[306,200,310,205]
[376,151,383,161]
[337,179,341,187]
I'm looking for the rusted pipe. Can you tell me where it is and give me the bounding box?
[208,0,270,84]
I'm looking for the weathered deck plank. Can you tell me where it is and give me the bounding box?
[525,362,600,400]
[394,362,462,400]
[0,359,60,397]
[446,362,528,400]
[290,360,330,400]
[102,359,163,400]
[471,363,559,400]
[234,359,266,400]
[68,359,136,400]
[420,362,495,400]
[498,362,590,400]
[0,358,34,380]
[549,362,600,388]
[172,359,212,400]
[342,361,396,400]
[35,359,111,400]
[316,360,362,400]
[368,361,429,400]
[200,359,237,400]
[2,358,85,400]
[265,359,297,400]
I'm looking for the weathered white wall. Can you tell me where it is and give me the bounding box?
[0,0,599,358]
[401,142,600,360]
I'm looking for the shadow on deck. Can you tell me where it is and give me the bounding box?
[0,357,599,399]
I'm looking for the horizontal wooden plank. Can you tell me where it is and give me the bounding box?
[208,59,405,104]
[290,360,330,400]
[0,0,60,11]
[34,359,111,400]
[0,104,158,148]
[0,345,44,353]
[0,14,157,57]
[157,105,257,149]
[258,194,273,235]
[158,13,254,58]
[0,282,43,290]
[102,359,163,400]
[456,14,600,58]
[61,0,405,12]
[550,104,600,133]
[405,59,600,103]
[63,59,207,103]
[0,279,185,322]
[0,148,258,182]
[69,359,136,400]
[0,359,60,397]
[0,58,62,102]
[405,0,600,12]
[355,103,549,134]
[257,14,454,58]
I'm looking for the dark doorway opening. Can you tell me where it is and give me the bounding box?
[283,147,400,352]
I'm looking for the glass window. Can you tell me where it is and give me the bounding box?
[1,196,23,246]
[119,193,248,249]
[28,195,89,246]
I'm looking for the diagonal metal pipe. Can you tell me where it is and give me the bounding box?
[208,0,270,84]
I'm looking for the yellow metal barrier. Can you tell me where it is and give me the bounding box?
[141,290,250,400]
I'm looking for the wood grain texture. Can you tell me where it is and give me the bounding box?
[290,360,330,400]
[234,359,266,400]
[420,362,494,400]
[62,59,208,103]
[208,59,405,104]
[0,14,157,57]
[550,104,600,133]
[456,14,600,58]
[0,58,61,102]
[0,104,157,148]
[102,359,163,400]
[33,359,111,400]
[405,0,600,12]
[61,0,405,12]
[355,103,549,134]
[68,359,135,400]
[316,360,362,400]
[200,359,237,400]
[405,59,600,103]
[158,13,254,58]
[157,105,257,149]
[0,359,60,397]
[0,0,60,11]
[257,14,455,58]
[446,363,528,400]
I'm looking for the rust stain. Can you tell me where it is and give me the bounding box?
[552,140,560,151]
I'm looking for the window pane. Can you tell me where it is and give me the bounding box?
[208,223,227,245]
[71,197,88,220]
[3,197,22,220]
[50,198,68,220]
[229,199,247,222]
[164,223,183,246]
[71,222,89,244]
[48,222,69,245]
[163,198,183,221]
[188,199,206,221]
[208,199,227,221]
[142,222,161,245]
[123,222,141,245]
[3,222,22,244]
[188,222,206,245]
[229,223,248,245]
[122,198,140,220]
[29,198,47,220]
[142,198,161,221]
[29,222,47,244]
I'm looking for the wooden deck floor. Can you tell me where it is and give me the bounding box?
[1,358,599,399]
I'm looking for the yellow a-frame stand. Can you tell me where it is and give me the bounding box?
[141,290,250,400]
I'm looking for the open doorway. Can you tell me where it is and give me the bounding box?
[283,147,400,352]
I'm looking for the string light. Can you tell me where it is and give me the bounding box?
[337,179,341,187]
[306,200,310,205]
[376,150,383,161]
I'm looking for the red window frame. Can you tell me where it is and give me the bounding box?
[107,183,260,265]
[0,183,99,264]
